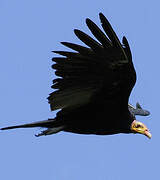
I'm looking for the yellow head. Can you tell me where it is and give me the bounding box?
[131,120,151,139]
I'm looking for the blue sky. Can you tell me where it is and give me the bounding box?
[0,0,159,179]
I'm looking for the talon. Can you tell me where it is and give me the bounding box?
[35,131,43,137]
[35,126,64,137]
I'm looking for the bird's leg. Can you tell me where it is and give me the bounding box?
[35,126,65,137]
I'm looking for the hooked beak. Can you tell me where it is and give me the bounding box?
[131,120,152,139]
[144,129,152,139]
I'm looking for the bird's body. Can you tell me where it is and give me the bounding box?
[62,107,132,135]
[1,13,151,138]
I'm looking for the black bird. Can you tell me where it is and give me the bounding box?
[1,13,151,138]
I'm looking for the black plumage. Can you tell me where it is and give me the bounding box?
[48,13,136,135]
[1,13,151,138]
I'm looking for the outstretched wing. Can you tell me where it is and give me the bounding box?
[48,13,136,115]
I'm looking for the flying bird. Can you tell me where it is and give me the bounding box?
[1,13,151,138]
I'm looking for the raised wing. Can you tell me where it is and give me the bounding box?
[48,13,136,114]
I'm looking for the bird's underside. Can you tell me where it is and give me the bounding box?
[1,13,151,138]
[1,102,150,137]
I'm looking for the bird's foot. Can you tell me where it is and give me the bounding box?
[35,126,65,137]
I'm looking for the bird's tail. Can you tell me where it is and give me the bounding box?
[1,119,65,137]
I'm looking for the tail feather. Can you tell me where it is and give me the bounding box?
[1,119,56,130]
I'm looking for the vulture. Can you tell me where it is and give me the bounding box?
[1,13,151,138]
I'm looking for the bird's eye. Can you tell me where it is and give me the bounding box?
[136,124,142,128]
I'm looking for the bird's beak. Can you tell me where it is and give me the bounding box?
[144,129,152,139]
[131,120,152,139]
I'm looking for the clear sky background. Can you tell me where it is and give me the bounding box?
[0,0,159,180]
